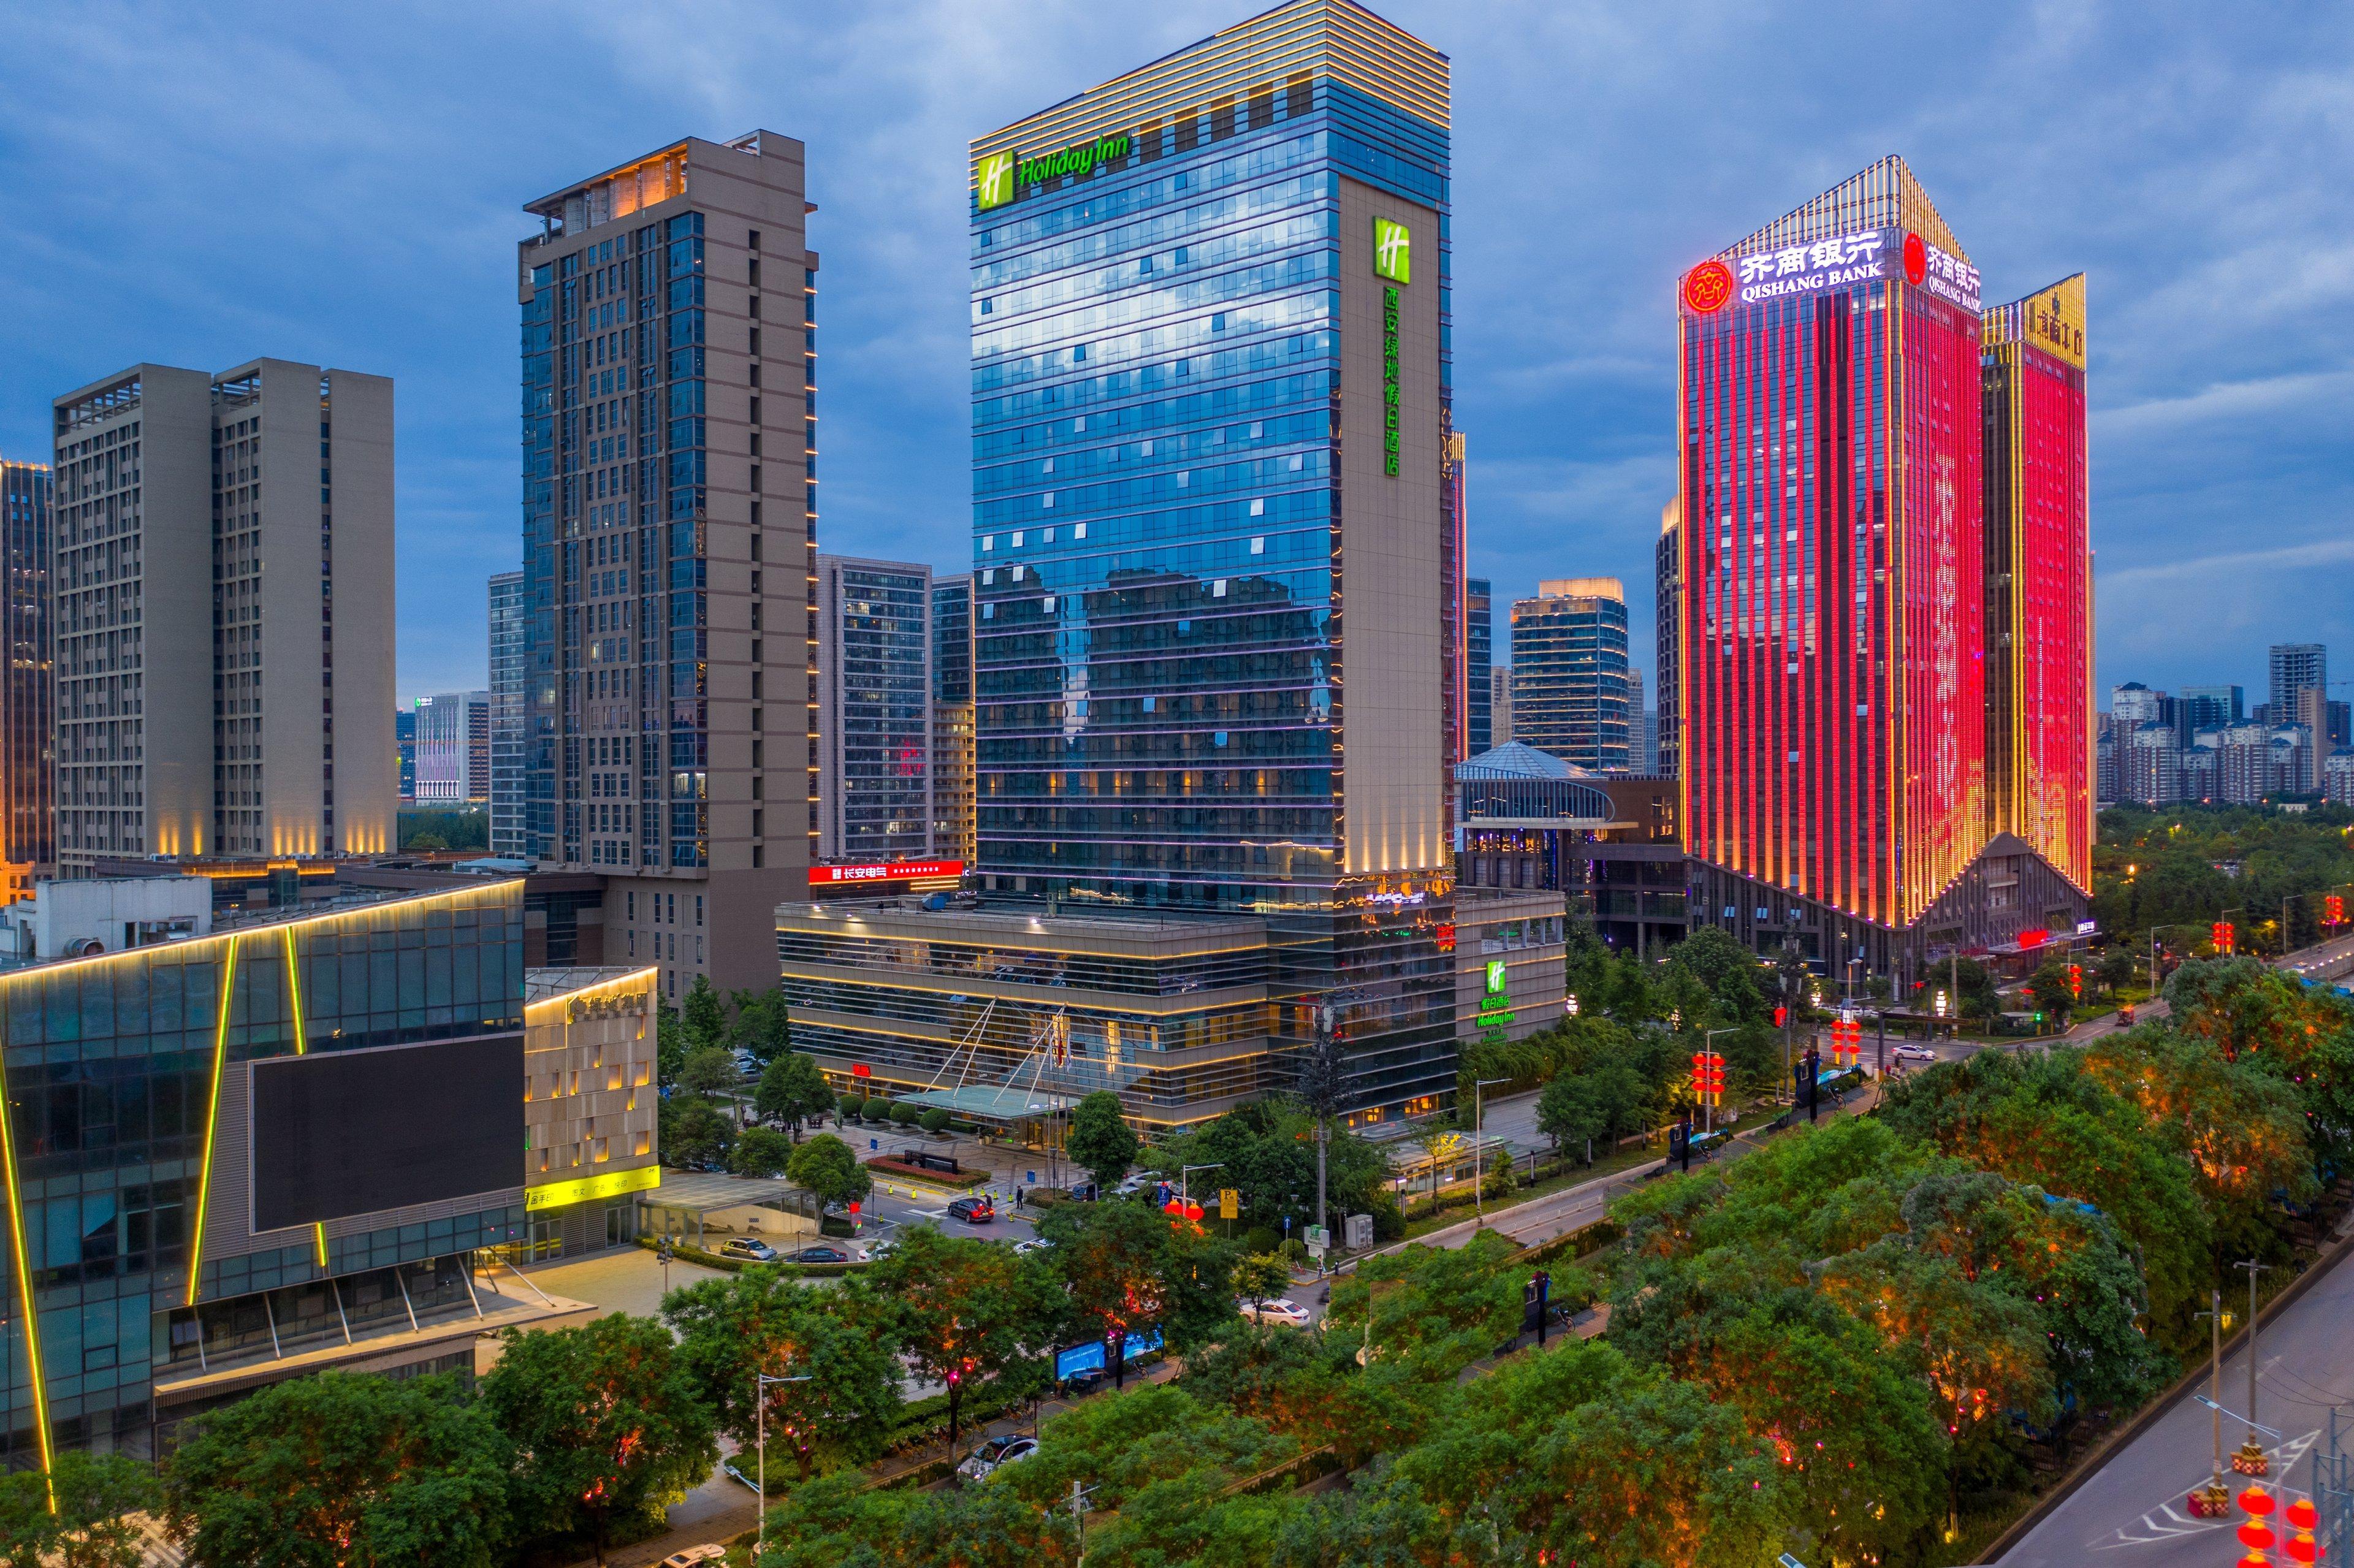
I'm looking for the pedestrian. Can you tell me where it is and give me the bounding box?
[1015,1184,1025,1208]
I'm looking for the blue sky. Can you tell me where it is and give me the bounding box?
[3,1,2348,710]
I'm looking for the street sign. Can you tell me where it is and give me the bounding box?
[1304,1224,1328,1247]
[1219,1188,1239,1220]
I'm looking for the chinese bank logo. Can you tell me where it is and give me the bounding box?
[1373,217,1411,284]
[1682,259,1734,314]
[975,151,1015,211]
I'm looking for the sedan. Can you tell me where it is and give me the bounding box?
[948,1197,996,1224]
[1238,1298,1312,1327]
[659,1549,726,1568]
[956,1434,1038,1482]
[719,1238,779,1262]
[1892,1043,1940,1062]
[1013,1236,1055,1257]
[786,1245,861,1265]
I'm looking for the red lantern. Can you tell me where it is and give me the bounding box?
[1163,1199,1184,1216]
[1185,1202,1204,1221]
[2286,1499,2319,1530]
[2285,1535,2317,1566]
[2243,1488,2278,1517]
[2241,1521,2279,1551]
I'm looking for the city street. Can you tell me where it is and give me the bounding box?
[1995,1219,2354,1568]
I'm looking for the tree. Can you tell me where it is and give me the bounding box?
[867,1227,1062,1472]
[1065,1090,1140,1187]
[479,1314,717,1567]
[664,1097,735,1169]
[655,1000,687,1090]
[731,1124,794,1179]
[2028,961,2076,1029]
[2097,945,2138,999]
[680,973,729,1054]
[664,1270,904,1482]
[47,1452,160,1568]
[1041,1196,1239,1373]
[729,985,793,1069]
[1234,1253,1291,1318]
[787,1132,874,1209]
[755,1051,836,1141]
[679,1044,739,1103]
[1536,1074,1604,1157]
[163,1370,510,1568]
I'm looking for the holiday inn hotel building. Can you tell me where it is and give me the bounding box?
[782,0,1463,1127]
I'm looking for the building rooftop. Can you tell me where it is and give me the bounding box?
[527,966,656,1004]
[1455,742,1596,782]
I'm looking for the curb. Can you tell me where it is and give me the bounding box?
[1979,1211,2354,1566]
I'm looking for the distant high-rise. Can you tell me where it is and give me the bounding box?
[1466,577,1493,753]
[1655,498,1682,780]
[2269,644,2326,725]
[414,691,491,805]
[1510,578,1629,770]
[51,361,395,870]
[1981,271,2092,889]
[2177,683,2244,731]
[931,573,975,863]
[815,554,933,863]
[488,570,528,856]
[1490,664,1514,745]
[0,456,51,894]
[397,708,417,803]
[518,132,817,997]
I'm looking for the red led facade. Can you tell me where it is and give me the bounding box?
[1983,275,2092,892]
[1677,159,1987,930]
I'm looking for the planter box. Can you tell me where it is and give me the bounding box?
[864,1156,991,1189]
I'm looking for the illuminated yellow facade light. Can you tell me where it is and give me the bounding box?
[188,934,241,1304]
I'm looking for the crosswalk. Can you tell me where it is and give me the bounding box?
[2092,1429,2319,1551]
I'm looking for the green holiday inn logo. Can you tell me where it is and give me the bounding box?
[975,150,1015,211]
[975,132,1132,212]
[1373,217,1411,284]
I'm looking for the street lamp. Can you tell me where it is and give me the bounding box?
[1178,1163,1223,1220]
[1471,1078,1510,1227]
[755,1370,814,1549]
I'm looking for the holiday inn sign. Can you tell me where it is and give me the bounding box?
[975,132,1135,211]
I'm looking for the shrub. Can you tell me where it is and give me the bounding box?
[889,1100,921,1127]
[1243,1225,1282,1255]
[838,1093,864,1122]
[919,1107,952,1134]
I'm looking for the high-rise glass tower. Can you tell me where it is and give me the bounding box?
[1466,576,1492,753]
[969,0,1456,1113]
[1655,498,1681,780]
[0,457,51,891]
[815,554,932,862]
[1982,273,2091,889]
[517,132,816,998]
[931,574,976,861]
[1510,578,1630,770]
[488,569,528,857]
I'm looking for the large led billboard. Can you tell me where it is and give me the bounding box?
[249,1034,524,1233]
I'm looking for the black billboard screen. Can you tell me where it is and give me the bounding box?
[250,1034,523,1233]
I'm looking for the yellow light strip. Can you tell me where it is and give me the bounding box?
[282,927,328,1272]
[187,935,240,1307]
[0,1037,56,1509]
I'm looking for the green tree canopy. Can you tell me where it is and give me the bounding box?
[866,1225,1063,1467]
[1064,1090,1140,1187]
[162,1371,509,1568]
[786,1132,874,1209]
[731,1124,794,1179]
[756,1051,837,1140]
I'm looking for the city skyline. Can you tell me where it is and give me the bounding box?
[2,3,2344,705]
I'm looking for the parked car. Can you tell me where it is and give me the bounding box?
[785,1244,861,1265]
[720,1238,779,1262]
[866,1238,901,1261]
[1238,1298,1312,1327]
[1893,1043,1939,1062]
[660,1548,726,1567]
[1013,1236,1055,1257]
[1113,1172,1154,1198]
[956,1434,1039,1482]
[948,1197,996,1224]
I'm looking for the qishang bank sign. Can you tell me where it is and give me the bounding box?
[975,132,1133,211]
[1682,227,1982,317]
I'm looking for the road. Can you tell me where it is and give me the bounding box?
[1996,1217,2354,1568]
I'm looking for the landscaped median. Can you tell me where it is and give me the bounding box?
[863,1154,991,1190]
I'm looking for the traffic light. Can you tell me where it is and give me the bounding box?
[2068,964,2082,1000]
[2212,921,2236,954]
[1772,1005,1788,1029]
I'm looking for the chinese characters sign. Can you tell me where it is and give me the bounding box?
[1382,285,1401,477]
[1683,227,1981,316]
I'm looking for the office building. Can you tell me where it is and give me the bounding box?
[931,573,977,863]
[1510,578,1630,770]
[0,880,666,1468]
[2177,684,2244,731]
[1655,498,1682,779]
[2269,644,2326,726]
[851,0,1457,1122]
[1453,744,1683,957]
[517,132,818,998]
[51,362,396,873]
[1466,576,1493,753]
[1624,666,1647,771]
[411,690,490,805]
[815,554,934,862]
[1981,271,2092,889]
[1,457,51,895]
[1674,156,2087,981]
[489,570,529,857]
[1490,664,1513,744]
[395,709,417,804]
[2293,687,2331,791]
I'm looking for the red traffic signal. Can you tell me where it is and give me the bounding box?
[1773,1005,1788,1028]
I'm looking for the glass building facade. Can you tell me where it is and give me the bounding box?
[1465,575,1492,755]
[0,882,527,1466]
[932,575,977,862]
[969,0,1458,1116]
[1510,579,1631,771]
[815,555,933,862]
[489,569,528,857]
[0,459,51,889]
[1981,273,2092,891]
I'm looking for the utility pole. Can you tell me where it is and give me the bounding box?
[754,1370,813,1550]
[2234,1260,2273,1477]
[1472,1077,1510,1227]
[1316,1004,1334,1251]
[2192,1290,2229,1515]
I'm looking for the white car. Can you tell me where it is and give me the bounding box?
[660,1548,726,1568]
[1239,1297,1312,1327]
[956,1433,1039,1481]
[1013,1236,1055,1257]
[1893,1043,1938,1062]
[1113,1172,1154,1197]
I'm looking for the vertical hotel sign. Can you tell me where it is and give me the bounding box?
[1374,219,1410,478]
